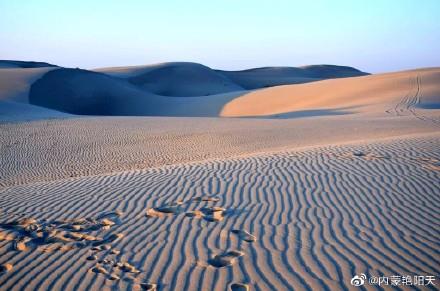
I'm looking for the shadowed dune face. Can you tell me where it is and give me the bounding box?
[29,68,154,115]
[27,68,244,116]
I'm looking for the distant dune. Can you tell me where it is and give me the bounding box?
[217,65,369,89]
[97,62,244,96]
[0,61,438,121]
[0,60,57,69]
[26,67,440,120]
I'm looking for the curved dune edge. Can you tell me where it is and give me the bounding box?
[220,68,440,117]
[0,133,438,290]
[0,67,56,102]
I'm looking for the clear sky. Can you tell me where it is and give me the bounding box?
[0,0,439,72]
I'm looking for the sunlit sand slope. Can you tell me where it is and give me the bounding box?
[221,68,440,119]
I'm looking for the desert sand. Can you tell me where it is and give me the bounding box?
[0,61,439,290]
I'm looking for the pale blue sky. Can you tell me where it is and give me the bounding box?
[0,0,439,72]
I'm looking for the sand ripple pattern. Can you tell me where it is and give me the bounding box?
[0,134,439,290]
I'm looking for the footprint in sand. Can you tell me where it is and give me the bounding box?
[230,283,250,291]
[96,210,123,220]
[208,250,244,268]
[140,283,158,290]
[193,196,220,202]
[352,151,365,157]
[185,210,204,219]
[114,261,140,273]
[146,203,182,218]
[110,249,120,255]
[92,244,111,251]
[108,273,120,281]
[200,206,226,222]
[155,205,182,214]
[231,230,256,242]
[0,263,13,274]
[87,254,98,261]
[91,264,108,275]
[91,233,124,247]
[99,259,115,266]
[185,206,227,222]
[13,237,29,251]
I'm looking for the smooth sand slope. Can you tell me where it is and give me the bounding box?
[0,133,438,290]
[221,68,440,119]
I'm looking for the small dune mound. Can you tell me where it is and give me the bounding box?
[193,196,220,202]
[208,250,245,268]
[230,283,250,291]
[231,229,256,242]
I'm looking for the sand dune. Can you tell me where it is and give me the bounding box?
[0,133,438,290]
[221,68,440,118]
[217,65,368,89]
[29,68,153,115]
[23,66,440,119]
[97,62,244,96]
[0,60,57,69]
